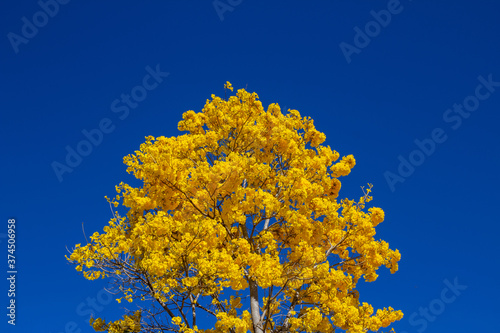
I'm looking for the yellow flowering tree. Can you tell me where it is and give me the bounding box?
[68,82,403,333]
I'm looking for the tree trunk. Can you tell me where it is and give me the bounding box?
[249,279,264,333]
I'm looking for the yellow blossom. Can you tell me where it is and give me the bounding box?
[68,82,402,333]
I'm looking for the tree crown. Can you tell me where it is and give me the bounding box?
[68,82,402,333]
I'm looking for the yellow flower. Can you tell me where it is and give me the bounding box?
[224,81,233,91]
[369,207,385,225]
[172,316,182,326]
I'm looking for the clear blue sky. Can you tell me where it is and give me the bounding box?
[1,1,499,332]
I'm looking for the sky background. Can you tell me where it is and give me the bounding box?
[1,1,500,332]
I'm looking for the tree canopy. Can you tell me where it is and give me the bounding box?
[68,82,403,333]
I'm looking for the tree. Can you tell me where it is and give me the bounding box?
[67,82,403,333]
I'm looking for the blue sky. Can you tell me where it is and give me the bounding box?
[1,1,499,332]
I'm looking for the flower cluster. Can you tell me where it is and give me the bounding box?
[68,83,402,332]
